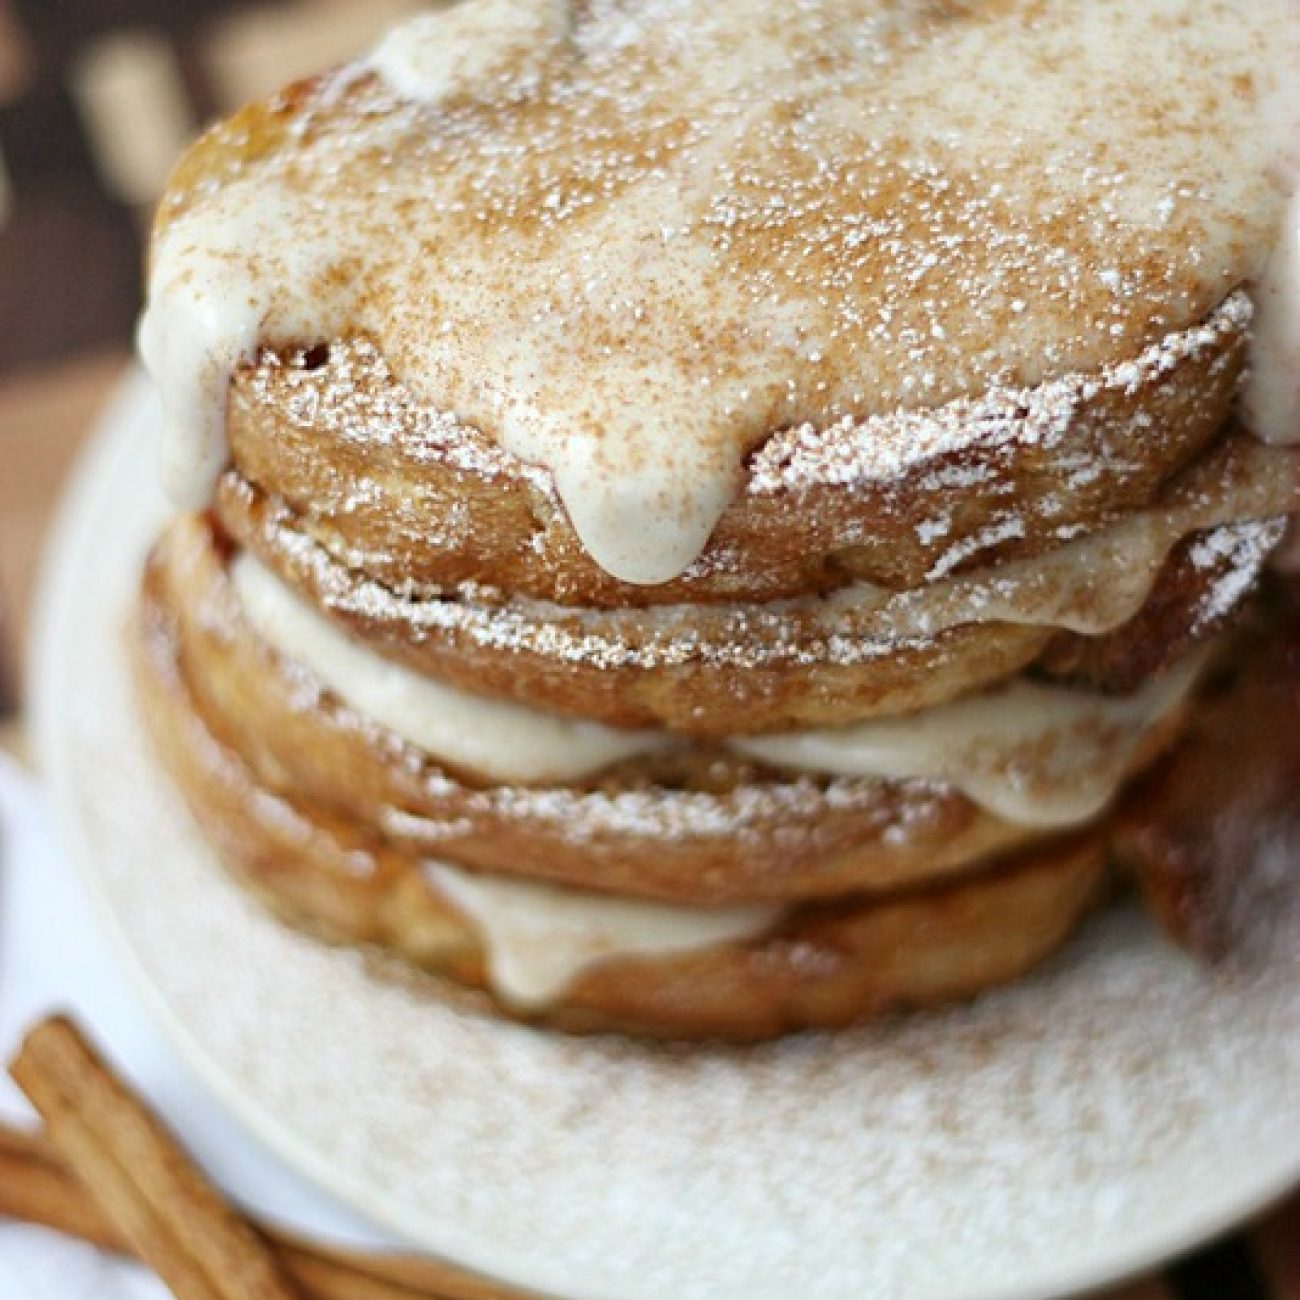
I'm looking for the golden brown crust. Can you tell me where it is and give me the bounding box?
[133,588,1109,1041]
[225,304,1246,606]
[216,475,1277,735]
[151,77,319,243]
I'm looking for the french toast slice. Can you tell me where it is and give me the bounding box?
[214,433,1294,734]
[223,304,1245,604]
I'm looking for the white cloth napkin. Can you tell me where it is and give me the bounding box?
[0,754,168,1298]
[0,752,395,1297]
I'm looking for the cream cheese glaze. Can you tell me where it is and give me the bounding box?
[426,861,776,1008]
[232,550,673,781]
[232,549,1203,827]
[137,187,331,508]
[138,0,1300,583]
[733,660,1201,828]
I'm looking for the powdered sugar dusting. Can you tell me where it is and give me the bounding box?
[748,293,1252,496]
[246,339,550,490]
[1188,518,1288,636]
[249,489,1292,674]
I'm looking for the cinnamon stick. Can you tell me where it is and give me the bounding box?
[10,1015,305,1300]
[0,1135,124,1251]
[3,1016,539,1300]
[0,1131,435,1299]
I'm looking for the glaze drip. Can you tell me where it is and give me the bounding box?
[138,182,360,507]
[734,660,1201,829]
[427,861,776,1008]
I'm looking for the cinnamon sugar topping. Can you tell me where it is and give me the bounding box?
[139,0,1300,581]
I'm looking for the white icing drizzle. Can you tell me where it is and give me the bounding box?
[138,182,360,508]
[137,0,1300,583]
[1248,189,1300,445]
[425,861,776,1008]
[733,659,1202,829]
[368,0,571,107]
[232,550,1202,826]
[232,551,672,782]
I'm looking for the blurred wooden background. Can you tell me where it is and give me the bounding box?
[0,0,426,377]
[0,0,429,713]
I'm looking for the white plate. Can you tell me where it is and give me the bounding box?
[30,374,1300,1300]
